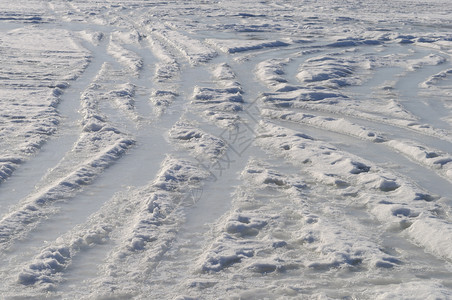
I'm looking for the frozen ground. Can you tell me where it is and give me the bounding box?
[0,0,451,299]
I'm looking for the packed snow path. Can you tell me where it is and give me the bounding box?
[0,0,451,299]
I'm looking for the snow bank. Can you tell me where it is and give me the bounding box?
[326,37,382,48]
[199,158,403,278]
[404,53,446,71]
[16,156,208,291]
[261,88,347,107]
[421,68,452,88]
[0,135,133,251]
[255,54,356,106]
[0,61,136,251]
[106,83,140,121]
[407,215,452,261]
[145,33,181,115]
[260,93,452,143]
[17,222,114,289]
[255,121,397,191]
[76,30,104,46]
[111,30,143,47]
[373,281,452,300]
[150,89,179,116]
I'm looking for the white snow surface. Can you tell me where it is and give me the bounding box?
[0,0,451,299]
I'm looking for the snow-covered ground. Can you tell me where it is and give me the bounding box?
[0,0,451,299]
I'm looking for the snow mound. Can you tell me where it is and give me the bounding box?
[206,38,290,54]
[191,63,244,128]
[169,121,227,160]
[297,55,362,89]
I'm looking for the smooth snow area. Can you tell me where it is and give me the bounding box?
[0,0,452,299]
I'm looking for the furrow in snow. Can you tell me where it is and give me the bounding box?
[261,108,386,142]
[145,32,181,116]
[107,35,143,76]
[152,27,217,66]
[146,33,180,82]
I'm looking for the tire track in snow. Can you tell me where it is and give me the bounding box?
[2,0,452,299]
[2,21,192,297]
[0,31,116,240]
[0,27,90,194]
[254,47,452,186]
[0,28,140,285]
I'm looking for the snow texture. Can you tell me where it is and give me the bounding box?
[0,0,451,299]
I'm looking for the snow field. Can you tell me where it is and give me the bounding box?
[0,0,451,299]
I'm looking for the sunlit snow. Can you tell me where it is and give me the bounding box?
[0,0,451,299]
